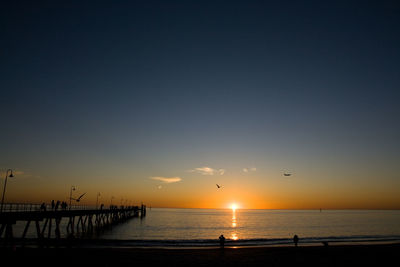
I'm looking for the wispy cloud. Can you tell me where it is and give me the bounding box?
[189,167,225,175]
[150,176,182,183]
[243,167,257,173]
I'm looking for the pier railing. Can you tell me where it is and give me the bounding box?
[0,203,139,212]
[0,203,41,212]
[0,203,95,212]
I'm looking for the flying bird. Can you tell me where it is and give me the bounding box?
[216,184,222,189]
[71,192,86,202]
[283,173,292,177]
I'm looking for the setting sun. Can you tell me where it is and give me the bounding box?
[231,204,238,211]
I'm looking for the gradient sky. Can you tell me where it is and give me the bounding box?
[1,0,400,209]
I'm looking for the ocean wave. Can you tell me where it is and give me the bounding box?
[93,235,400,247]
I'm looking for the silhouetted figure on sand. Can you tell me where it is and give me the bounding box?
[293,234,299,247]
[219,234,226,248]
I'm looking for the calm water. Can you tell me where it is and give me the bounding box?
[99,208,400,246]
[14,208,400,247]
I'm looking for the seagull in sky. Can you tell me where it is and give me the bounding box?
[283,173,292,177]
[71,192,86,202]
[216,184,222,189]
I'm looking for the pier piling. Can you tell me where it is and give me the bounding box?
[0,204,146,247]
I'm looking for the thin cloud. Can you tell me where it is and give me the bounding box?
[150,177,182,183]
[243,167,257,173]
[194,167,215,175]
[189,167,225,175]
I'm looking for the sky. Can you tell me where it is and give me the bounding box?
[1,0,400,209]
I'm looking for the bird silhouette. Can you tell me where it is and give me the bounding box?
[216,184,221,188]
[71,192,86,202]
[283,173,292,177]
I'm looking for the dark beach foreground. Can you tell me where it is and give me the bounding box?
[1,243,399,267]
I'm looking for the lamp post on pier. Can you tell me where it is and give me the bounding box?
[110,196,114,207]
[69,185,76,210]
[1,169,14,212]
[96,192,101,209]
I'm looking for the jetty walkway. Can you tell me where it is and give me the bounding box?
[0,203,146,246]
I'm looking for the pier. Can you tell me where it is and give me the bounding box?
[0,203,146,247]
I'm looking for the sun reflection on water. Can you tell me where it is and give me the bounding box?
[231,232,238,240]
[231,208,238,240]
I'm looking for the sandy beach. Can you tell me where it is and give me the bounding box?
[1,243,399,266]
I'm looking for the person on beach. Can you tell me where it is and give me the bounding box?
[293,234,299,247]
[219,234,226,248]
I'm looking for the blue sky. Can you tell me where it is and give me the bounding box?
[1,1,399,208]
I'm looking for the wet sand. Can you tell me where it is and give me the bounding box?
[1,243,399,266]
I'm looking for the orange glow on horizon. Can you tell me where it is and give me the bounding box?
[4,170,400,210]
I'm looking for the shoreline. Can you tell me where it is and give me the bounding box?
[80,239,400,249]
[0,239,400,250]
[5,237,400,250]
[1,243,399,266]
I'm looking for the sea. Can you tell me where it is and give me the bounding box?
[13,208,400,247]
[98,208,400,247]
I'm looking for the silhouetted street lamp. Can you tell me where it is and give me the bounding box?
[96,192,101,209]
[69,185,76,210]
[1,169,14,212]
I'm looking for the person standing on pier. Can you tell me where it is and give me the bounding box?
[55,200,60,211]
